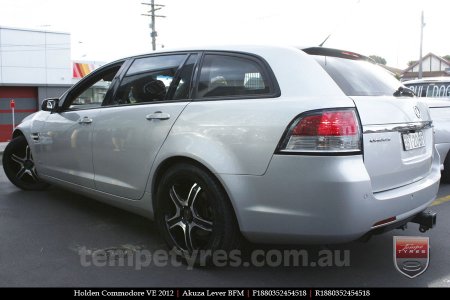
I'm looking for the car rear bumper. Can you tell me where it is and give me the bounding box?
[220,152,440,244]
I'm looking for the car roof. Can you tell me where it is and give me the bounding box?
[403,77,450,84]
[113,45,370,62]
[125,44,298,59]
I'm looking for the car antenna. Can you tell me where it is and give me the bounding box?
[319,34,331,47]
[318,1,360,48]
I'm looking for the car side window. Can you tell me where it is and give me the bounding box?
[112,54,187,105]
[66,64,122,110]
[197,54,270,99]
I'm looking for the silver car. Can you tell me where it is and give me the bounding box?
[2,46,439,257]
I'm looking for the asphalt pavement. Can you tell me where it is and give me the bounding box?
[0,162,449,287]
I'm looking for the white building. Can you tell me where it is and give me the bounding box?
[0,26,103,142]
[402,53,450,81]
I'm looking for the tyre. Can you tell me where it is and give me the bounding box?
[2,135,49,190]
[155,163,240,266]
[442,153,450,183]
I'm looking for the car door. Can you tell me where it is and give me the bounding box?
[92,53,198,199]
[36,62,125,188]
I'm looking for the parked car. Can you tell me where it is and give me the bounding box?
[403,78,450,182]
[2,46,439,259]
[403,77,450,99]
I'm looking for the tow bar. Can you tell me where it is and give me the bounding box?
[411,210,437,233]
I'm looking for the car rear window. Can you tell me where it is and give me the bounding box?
[313,56,400,96]
[404,82,450,98]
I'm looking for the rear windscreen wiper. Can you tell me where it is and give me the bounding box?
[394,86,415,97]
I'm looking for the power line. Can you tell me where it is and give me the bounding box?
[141,0,166,51]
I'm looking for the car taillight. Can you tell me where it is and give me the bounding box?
[278,109,362,153]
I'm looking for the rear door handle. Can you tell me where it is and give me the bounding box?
[78,117,93,124]
[146,111,170,120]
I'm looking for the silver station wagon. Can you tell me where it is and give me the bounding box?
[2,46,439,257]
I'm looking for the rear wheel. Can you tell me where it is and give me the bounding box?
[2,135,49,190]
[155,163,239,266]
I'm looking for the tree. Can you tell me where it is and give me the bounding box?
[369,55,387,65]
[443,55,450,62]
[408,60,417,67]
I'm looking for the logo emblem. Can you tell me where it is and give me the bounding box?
[369,138,391,143]
[414,106,421,119]
[394,236,429,278]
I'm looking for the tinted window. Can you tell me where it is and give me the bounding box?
[197,54,270,98]
[112,54,186,105]
[314,56,400,96]
[404,82,450,98]
[67,64,122,110]
[127,55,185,75]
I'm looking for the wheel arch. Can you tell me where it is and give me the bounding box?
[151,155,242,230]
[12,129,25,139]
[441,146,450,182]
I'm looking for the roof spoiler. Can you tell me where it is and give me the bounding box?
[302,47,373,62]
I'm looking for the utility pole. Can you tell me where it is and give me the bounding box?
[141,1,166,51]
[418,10,425,79]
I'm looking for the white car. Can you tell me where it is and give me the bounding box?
[404,77,450,181]
[2,46,439,261]
[404,77,450,98]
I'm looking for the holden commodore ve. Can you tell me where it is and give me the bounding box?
[2,46,439,256]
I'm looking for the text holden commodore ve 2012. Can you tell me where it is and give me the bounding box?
[2,45,439,261]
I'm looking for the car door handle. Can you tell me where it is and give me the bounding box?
[146,111,170,120]
[78,117,93,124]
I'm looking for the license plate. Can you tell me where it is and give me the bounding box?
[402,131,425,151]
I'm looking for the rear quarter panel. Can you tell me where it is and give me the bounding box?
[148,47,355,194]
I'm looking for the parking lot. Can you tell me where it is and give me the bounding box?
[0,161,449,287]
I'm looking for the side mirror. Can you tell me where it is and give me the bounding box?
[41,98,59,112]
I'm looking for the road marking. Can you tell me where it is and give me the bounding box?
[431,194,450,206]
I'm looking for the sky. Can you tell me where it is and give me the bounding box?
[0,0,448,69]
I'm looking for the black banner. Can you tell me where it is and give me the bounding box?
[0,288,443,298]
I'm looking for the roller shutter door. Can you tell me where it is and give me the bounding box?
[0,87,38,142]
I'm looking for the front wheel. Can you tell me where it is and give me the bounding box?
[155,163,240,265]
[2,135,49,190]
